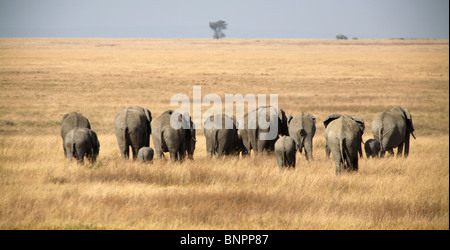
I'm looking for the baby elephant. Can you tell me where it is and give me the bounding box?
[64,128,100,165]
[365,139,381,158]
[137,147,154,163]
[274,136,296,169]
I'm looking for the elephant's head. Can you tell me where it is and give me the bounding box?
[401,108,416,139]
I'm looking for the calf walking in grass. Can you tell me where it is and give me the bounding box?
[274,136,296,169]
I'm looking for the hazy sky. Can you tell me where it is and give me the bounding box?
[0,0,448,39]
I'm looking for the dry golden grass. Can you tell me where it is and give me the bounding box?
[0,38,448,229]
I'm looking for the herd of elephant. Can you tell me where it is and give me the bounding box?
[60,105,415,175]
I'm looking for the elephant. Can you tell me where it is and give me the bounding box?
[60,112,91,156]
[64,128,100,165]
[324,114,365,175]
[137,147,154,163]
[287,112,316,161]
[274,136,296,169]
[238,106,289,155]
[151,110,196,162]
[372,106,416,158]
[204,114,248,158]
[364,139,381,158]
[114,106,152,160]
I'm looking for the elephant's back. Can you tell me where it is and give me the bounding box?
[114,109,128,128]
[65,128,89,145]
[61,113,91,138]
[115,108,145,131]
[152,111,172,131]
[151,111,183,141]
[372,110,401,135]
[325,116,356,140]
[138,147,154,157]
[275,136,295,151]
[289,113,315,135]
[73,128,90,142]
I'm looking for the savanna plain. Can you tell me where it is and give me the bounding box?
[0,38,448,230]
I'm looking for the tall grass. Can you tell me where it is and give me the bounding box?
[0,38,448,229]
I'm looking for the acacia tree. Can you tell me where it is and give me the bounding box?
[209,20,228,39]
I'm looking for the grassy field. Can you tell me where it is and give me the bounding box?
[0,38,448,229]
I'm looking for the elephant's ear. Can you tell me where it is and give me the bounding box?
[323,114,341,128]
[183,113,196,143]
[278,109,289,135]
[144,109,152,123]
[203,115,213,128]
[401,108,415,132]
[231,115,237,124]
[182,112,194,129]
[231,115,238,130]
[61,113,69,123]
[278,109,287,122]
[89,130,100,153]
[287,115,293,125]
[352,116,365,134]
[144,108,152,134]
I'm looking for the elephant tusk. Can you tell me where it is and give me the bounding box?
[192,137,197,142]
[411,132,416,140]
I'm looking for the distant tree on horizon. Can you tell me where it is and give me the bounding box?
[336,34,348,40]
[209,20,228,39]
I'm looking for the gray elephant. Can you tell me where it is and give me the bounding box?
[324,114,365,175]
[364,139,380,158]
[372,106,416,157]
[151,110,196,162]
[239,106,288,155]
[61,112,91,156]
[64,128,100,165]
[274,136,296,169]
[287,112,316,161]
[137,147,154,163]
[114,106,152,160]
[204,114,248,158]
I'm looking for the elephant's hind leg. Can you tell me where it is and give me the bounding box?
[169,149,179,162]
[396,143,404,157]
[332,151,344,175]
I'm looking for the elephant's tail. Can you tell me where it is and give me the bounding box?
[298,129,306,155]
[66,142,77,160]
[378,127,385,153]
[281,150,287,167]
[72,143,78,159]
[339,137,346,169]
[124,126,130,147]
[214,130,219,154]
